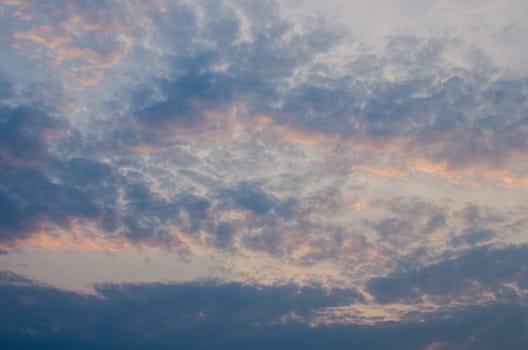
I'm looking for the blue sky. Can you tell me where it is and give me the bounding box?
[1,0,528,348]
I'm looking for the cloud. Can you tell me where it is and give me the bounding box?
[0,100,212,245]
[212,221,235,249]
[0,168,102,242]
[227,182,277,215]
[0,271,360,345]
[0,106,61,166]
[367,244,528,304]
[4,0,133,89]
[367,197,449,248]
[0,3,528,343]
[0,72,14,100]
[451,228,496,247]
[0,106,103,242]
[453,204,505,226]
[0,271,527,349]
[110,10,528,185]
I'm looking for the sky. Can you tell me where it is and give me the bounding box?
[1,0,528,348]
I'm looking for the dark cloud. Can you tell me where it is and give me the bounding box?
[54,158,115,189]
[367,244,528,304]
[228,182,276,215]
[0,72,13,100]
[1,0,525,260]
[268,44,528,170]
[0,169,101,241]
[0,271,527,349]
[0,145,217,246]
[1,0,527,348]
[0,103,211,242]
[120,182,211,240]
[219,183,299,221]
[7,0,528,174]
[451,228,496,247]
[0,106,60,165]
[76,0,528,179]
[274,198,298,218]
[423,211,447,234]
[120,0,339,132]
[454,204,504,226]
[372,217,413,238]
[369,197,448,236]
[0,270,34,285]
[242,228,285,256]
[0,143,213,245]
[370,215,439,245]
[0,108,116,241]
[134,70,234,127]
[0,271,361,348]
[213,222,235,249]
[367,198,448,248]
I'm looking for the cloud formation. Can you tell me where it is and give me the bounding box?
[1,0,528,348]
[1,271,527,350]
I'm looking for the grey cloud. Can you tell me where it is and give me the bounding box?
[0,169,101,241]
[174,193,211,233]
[0,72,13,100]
[423,211,447,234]
[121,0,337,129]
[124,182,171,214]
[368,198,448,243]
[300,239,340,264]
[242,228,285,257]
[381,197,446,218]
[4,0,527,257]
[213,183,308,254]
[54,158,115,189]
[90,1,528,175]
[372,217,413,238]
[121,182,211,240]
[0,271,527,349]
[274,198,298,219]
[454,204,505,226]
[0,106,211,243]
[228,182,276,215]
[0,106,115,242]
[134,69,234,127]
[0,104,109,242]
[367,244,528,304]
[0,106,60,164]
[0,100,211,244]
[221,182,299,219]
[0,270,34,285]
[0,271,362,347]
[8,0,528,176]
[451,228,496,247]
[278,52,528,170]
[213,222,235,249]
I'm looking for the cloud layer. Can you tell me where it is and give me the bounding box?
[1,270,527,349]
[0,0,528,348]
